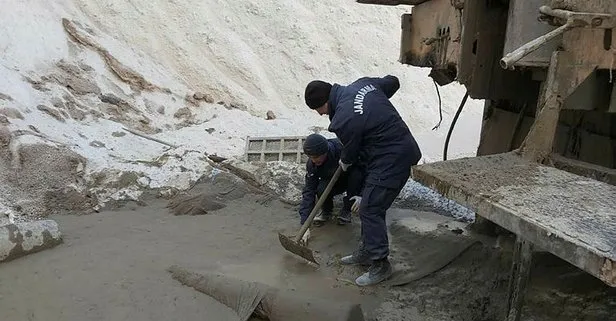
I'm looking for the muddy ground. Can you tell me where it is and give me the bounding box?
[0,171,615,320]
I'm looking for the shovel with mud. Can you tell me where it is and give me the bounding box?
[278,165,342,265]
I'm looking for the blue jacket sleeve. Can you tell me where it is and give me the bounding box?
[298,163,319,223]
[372,75,400,98]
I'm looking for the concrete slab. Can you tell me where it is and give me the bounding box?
[411,152,616,287]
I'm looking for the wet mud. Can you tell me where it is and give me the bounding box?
[0,177,615,320]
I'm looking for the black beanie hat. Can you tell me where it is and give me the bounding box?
[304,80,332,109]
[303,134,329,156]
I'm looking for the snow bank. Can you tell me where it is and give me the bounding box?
[0,0,483,218]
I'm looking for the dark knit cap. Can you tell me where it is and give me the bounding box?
[303,134,329,156]
[304,80,332,109]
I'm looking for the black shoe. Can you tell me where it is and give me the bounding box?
[312,210,331,227]
[337,207,352,225]
[355,258,393,286]
[340,248,371,266]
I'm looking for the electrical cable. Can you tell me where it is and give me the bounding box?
[431,79,443,130]
[443,91,469,161]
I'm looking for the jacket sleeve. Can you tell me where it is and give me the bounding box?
[298,164,319,222]
[372,75,400,98]
[330,114,366,165]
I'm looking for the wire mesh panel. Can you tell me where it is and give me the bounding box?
[244,136,309,164]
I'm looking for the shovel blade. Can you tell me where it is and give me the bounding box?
[278,233,319,265]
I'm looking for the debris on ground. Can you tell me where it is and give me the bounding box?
[0,220,62,263]
[266,110,276,120]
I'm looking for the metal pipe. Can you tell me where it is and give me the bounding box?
[500,22,574,70]
[539,5,573,20]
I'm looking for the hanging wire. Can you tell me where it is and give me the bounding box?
[431,79,443,130]
[444,91,469,161]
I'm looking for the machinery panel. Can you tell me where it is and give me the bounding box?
[399,0,461,84]
[503,0,561,68]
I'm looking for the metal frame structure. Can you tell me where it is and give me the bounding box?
[244,136,308,164]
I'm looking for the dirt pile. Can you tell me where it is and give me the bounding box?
[219,159,306,205]
[167,169,266,216]
[0,129,95,220]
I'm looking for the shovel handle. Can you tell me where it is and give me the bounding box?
[293,165,344,243]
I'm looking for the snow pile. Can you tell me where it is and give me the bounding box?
[0,0,483,218]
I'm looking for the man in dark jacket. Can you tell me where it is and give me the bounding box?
[303,75,422,286]
[299,133,364,227]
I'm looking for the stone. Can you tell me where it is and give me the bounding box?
[174,107,192,119]
[0,108,24,120]
[266,110,276,120]
[185,94,200,107]
[89,140,106,148]
[193,92,215,103]
[37,105,65,122]
[0,93,13,101]
[98,93,123,106]
[0,126,11,147]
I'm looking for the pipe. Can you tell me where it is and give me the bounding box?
[168,266,366,321]
[443,91,469,161]
[539,5,574,21]
[0,220,63,263]
[500,22,574,70]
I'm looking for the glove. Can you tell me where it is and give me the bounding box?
[338,159,351,172]
[350,196,362,213]
[300,228,311,246]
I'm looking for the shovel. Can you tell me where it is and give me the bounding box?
[278,165,343,265]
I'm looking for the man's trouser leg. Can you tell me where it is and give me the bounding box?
[316,180,335,213]
[314,178,346,225]
[359,182,405,261]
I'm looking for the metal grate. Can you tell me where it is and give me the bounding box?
[244,136,309,163]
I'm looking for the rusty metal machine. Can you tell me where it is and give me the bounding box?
[357,0,616,320]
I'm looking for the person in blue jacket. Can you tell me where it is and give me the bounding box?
[298,133,364,228]
[303,75,422,286]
